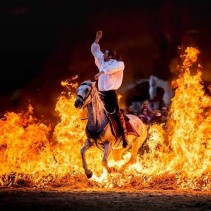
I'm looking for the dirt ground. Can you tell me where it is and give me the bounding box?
[0,188,211,211]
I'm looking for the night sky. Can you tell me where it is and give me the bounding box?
[0,0,211,118]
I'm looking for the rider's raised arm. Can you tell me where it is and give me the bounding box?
[91,30,104,69]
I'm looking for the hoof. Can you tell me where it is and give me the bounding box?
[110,167,118,173]
[106,168,112,174]
[85,169,93,179]
[106,167,117,174]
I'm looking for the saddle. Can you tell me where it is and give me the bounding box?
[108,114,139,139]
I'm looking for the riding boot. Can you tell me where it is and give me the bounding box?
[115,110,129,148]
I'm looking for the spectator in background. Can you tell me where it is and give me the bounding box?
[138,108,151,124]
[151,109,162,124]
[126,105,136,115]
[160,106,168,123]
[138,100,154,124]
[131,101,141,116]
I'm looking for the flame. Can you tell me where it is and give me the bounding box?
[0,47,210,191]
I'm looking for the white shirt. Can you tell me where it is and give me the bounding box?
[91,42,125,91]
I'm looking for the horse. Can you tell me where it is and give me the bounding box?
[149,75,174,108]
[74,80,147,178]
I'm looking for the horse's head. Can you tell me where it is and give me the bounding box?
[74,80,95,109]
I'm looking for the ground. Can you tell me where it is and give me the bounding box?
[0,188,211,211]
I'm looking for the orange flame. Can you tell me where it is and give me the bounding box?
[0,47,210,190]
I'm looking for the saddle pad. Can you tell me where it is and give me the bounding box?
[109,114,139,138]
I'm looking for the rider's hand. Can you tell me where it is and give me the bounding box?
[94,71,104,80]
[95,30,102,43]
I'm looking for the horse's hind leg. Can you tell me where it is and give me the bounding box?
[80,139,93,178]
[122,136,145,170]
[111,148,127,162]
[130,138,141,164]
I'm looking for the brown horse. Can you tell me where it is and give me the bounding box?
[74,80,147,178]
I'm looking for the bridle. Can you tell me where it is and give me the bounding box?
[76,82,93,107]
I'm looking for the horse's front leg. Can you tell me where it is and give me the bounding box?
[80,139,93,179]
[102,141,114,173]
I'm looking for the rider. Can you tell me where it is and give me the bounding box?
[91,30,129,148]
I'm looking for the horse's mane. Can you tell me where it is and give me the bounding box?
[85,80,106,124]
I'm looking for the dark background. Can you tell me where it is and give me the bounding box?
[0,0,211,119]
